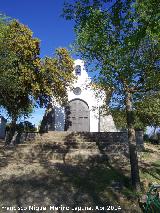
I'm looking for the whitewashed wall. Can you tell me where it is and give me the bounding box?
[54,59,116,132]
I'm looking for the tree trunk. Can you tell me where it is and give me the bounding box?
[5,117,17,146]
[125,90,141,191]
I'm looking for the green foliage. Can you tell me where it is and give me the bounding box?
[111,109,127,130]
[63,0,160,118]
[0,19,37,120]
[5,121,36,133]
[63,0,160,190]
[0,17,74,143]
[135,0,160,39]
[112,93,160,130]
[111,108,149,131]
[40,48,75,106]
[17,121,36,132]
[0,19,74,121]
[136,93,160,128]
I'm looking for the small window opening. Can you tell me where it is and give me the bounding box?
[75,65,81,76]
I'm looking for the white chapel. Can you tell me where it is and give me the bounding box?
[50,59,116,132]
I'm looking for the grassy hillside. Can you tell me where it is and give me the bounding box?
[0,137,159,213]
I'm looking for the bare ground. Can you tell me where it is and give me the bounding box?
[0,138,159,213]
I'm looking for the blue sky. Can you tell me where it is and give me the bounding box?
[0,0,76,126]
[0,1,158,134]
[0,0,75,58]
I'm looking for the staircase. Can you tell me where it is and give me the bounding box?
[36,131,102,164]
[0,131,129,166]
[0,131,131,213]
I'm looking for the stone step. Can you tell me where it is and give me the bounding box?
[15,148,101,156]
[16,141,98,149]
[40,150,101,162]
[38,132,115,141]
[0,132,129,166]
[40,131,71,137]
[53,136,118,142]
[0,143,128,156]
[42,142,97,148]
[38,136,125,144]
[0,142,5,146]
[1,151,102,164]
[0,142,128,155]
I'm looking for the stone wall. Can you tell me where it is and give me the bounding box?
[10,132,39,144]
[11,131,144,150]
[79,131,143,148]
[80,132,128,143]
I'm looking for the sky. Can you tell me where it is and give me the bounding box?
[0,0,76,126]
[0,1,158,134]
[0,0,75,58]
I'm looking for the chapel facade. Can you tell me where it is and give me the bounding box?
[49,59,116,132]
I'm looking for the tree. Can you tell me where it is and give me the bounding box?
[17,121,36,132]
[0,18,74,144]
[136,92,160,129]
[39,48,75,132]
[111,109,127,130]
[40,48,75,106]
[112,92,160,130]
[0,19,39,144]
[63,0,160,191]
[135,0,160,39]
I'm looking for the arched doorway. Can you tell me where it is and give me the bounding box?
[65,99,90,131]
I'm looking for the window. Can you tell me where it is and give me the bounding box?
[73,87,81,95]
[75,65,81,76]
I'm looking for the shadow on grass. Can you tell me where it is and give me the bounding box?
[0,132,141,213]
[0,146,16,168]
[0,161,131,213]
[140,161,160,181]
[37,132,134,211]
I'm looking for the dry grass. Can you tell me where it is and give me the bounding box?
[0,138,159,213]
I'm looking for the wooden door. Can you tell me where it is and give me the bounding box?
[65,99,90,131]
